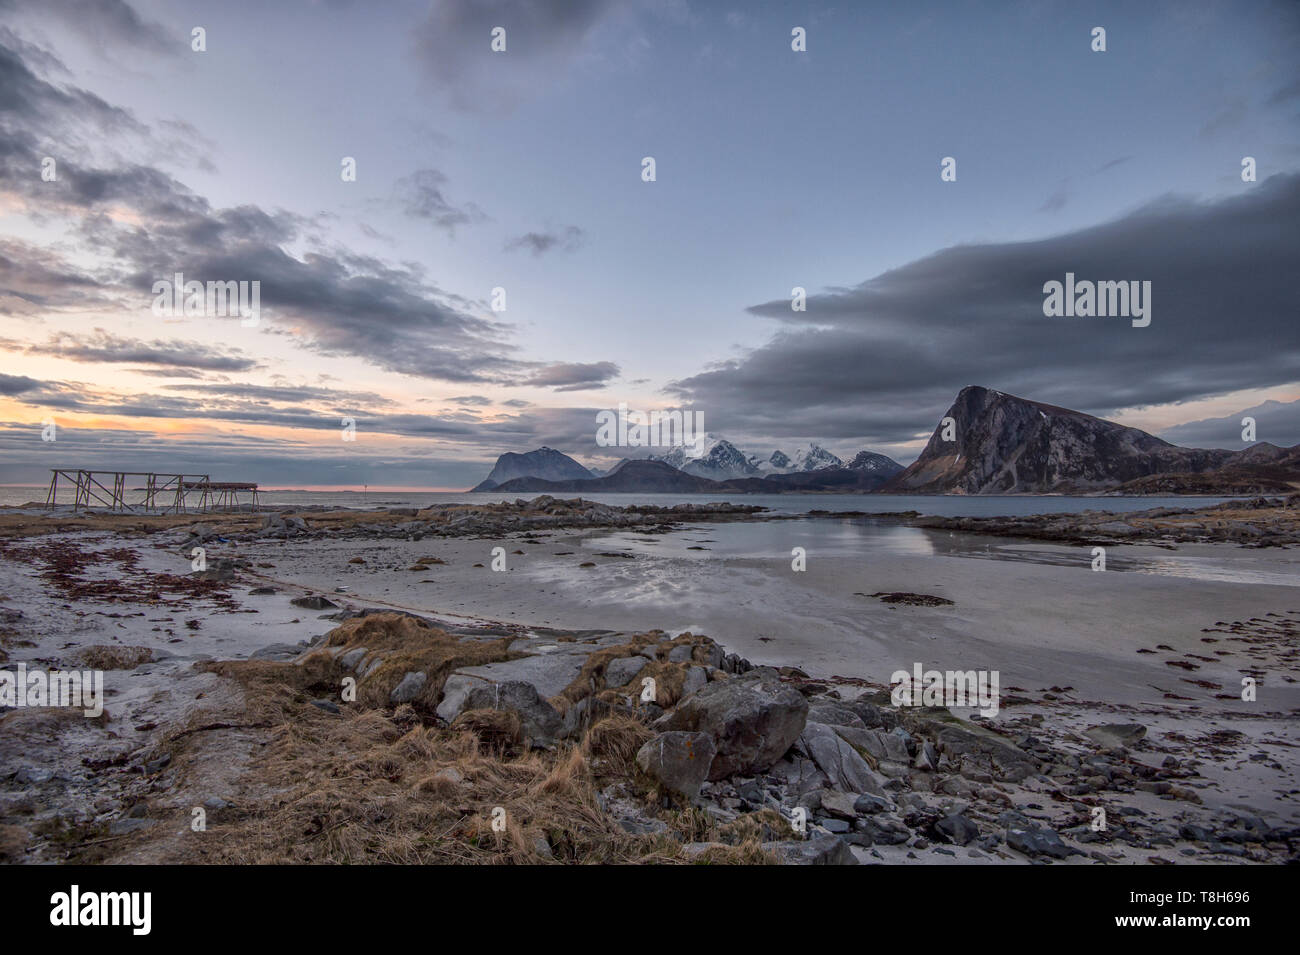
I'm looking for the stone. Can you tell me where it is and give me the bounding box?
[763,835,859,865]
[390,671,427,704]
[853,792,893,815]
[654,670,808,780]
[338,648,368,670]
[604,655,647,688]
[636,731,716,799]
[798,722,886,794]
[934,813,980,846]
[249,643,302,661]
[309,698,341,714]
[681,666,708,699]
[1007,825,1070,859]
[464,680,564,747]
[819,790,862,820]
[1084,723,1147,750]
[290,595,337,610]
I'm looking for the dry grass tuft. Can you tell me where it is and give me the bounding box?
[75,645,154,670]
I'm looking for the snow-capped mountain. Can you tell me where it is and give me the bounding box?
[652,434,759,480]
[750,444,844,474]
[846,450,905,478]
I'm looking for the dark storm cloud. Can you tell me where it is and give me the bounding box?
[18,330,262,372]
[523,361,619,391]
[504,225,585,256]
[413,0,620,109]
[1159,398,1300,451]
[668,174,1300,447]
[0,34,570,387]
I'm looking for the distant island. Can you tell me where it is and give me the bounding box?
[469,386,1300,496]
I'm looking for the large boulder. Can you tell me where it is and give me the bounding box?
[797,722,886,795]
[636,731,716,799]
[654,670,808,780]
[463,681,564,748]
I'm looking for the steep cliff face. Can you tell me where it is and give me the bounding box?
[886,386,1233,494]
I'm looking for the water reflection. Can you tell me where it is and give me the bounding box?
[584,517,1298,587]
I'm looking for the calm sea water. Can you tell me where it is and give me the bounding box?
[0,485,1244,518]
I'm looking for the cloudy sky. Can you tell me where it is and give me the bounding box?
[1,0,1297,489]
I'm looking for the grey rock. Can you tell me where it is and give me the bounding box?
[636,731,716,799]
[1084,723,1147,750]
[764,834,859,865]
[604,655,647,688]
[1007,825,1071,859]
[681,666,708,699]
[798,722,885,795]
[464,680,564,747]
[338,647,368,670]
[309,698,341,714]
[291,595,337,610]
[249,643,302,661]
[654,670,808,780]
[934,813,980,846]
[390,671,427,704]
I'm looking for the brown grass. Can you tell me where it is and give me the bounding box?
[150,613,776,864]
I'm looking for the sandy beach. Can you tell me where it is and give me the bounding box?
[0,497,1296,865]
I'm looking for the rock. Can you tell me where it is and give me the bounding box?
[290,595,337,610]
[338,647,369,670]
[636,731,716,799]
[860,815,911,845]
[604,655,648,688]
[853,792,893,815]
[390,671,427,704]
[798,722,886,794]
[934,813,980,846]
[436,673,486,723]
[807,702,866,728]
[1084,723,1147,750]
[109,818,156,835]
[681,666,708,699]
[248,586,278,595]
[1007,825,1071,859]
[309,698,341,714]
[819,790,861,820]
[654,670,808,780]
[668,644,694,663]
[914,741,938,770]
[249,643,302,661]
[464,681,564,747]
[763,835,859,865]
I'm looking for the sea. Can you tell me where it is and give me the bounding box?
[0,485,1248,518]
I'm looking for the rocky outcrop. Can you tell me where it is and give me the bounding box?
[886,386,1236,494]
[653,669,809,780]
[471,447,593,491]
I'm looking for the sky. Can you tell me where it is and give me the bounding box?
[1,0,1297,489]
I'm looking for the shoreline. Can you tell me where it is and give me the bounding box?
[1,497,1296,864]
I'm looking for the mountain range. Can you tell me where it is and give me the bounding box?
[469,386,1300,495]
